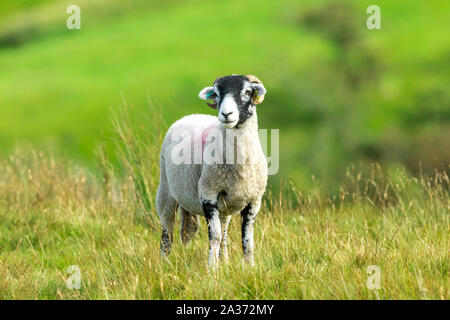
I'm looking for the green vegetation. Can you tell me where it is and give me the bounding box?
[0,0,448,189]
[0,0,448,299]
[0,106,448,299]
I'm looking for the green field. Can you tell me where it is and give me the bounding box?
[0,113,448,299]
[1,0,449,188]
[0,0,448,299]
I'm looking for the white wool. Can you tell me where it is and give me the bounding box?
[156,74,268,266]
[158,113,267,217]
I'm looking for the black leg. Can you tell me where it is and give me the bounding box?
[202,200,222,267]
[241,203,256,265]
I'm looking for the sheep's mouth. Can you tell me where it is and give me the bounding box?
[220,119,238,128]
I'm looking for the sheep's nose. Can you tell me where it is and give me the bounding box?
[221,111,233,119]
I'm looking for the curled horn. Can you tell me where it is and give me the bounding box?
[246,74,262,84]
[246,74,266,104]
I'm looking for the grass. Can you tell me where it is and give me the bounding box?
[0,0,448,299]
[0,106,448,299]
[0,0,449,190]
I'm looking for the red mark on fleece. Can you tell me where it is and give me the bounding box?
[201,124,216,151]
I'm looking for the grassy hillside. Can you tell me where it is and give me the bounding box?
[0,0,449,190]
[0,1,448,300]
[0,113,448,299]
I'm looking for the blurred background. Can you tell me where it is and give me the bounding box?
[0,0,449,191]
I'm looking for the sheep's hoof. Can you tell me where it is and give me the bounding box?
[242,256,255,267]
[160,229,173,257]
[219,249,229,262]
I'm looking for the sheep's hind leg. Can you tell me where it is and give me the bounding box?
[159,202,176,256]
[180,207,199,246]
[202,199,222,267]
[219,216,232,261]
[241,200,261,266]
[156,181,177,257]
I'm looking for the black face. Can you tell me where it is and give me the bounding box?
[200,74,266,129]
[214,75,255,127]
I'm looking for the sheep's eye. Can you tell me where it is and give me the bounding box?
[245,90,252,96]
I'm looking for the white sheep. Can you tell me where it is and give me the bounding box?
[156,74,268,266]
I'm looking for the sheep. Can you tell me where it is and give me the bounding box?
[156,74,268,266]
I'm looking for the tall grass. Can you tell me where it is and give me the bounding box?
[99,97,166,229]
[0,105,448,299]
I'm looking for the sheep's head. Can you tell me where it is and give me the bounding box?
[199,74,266,129]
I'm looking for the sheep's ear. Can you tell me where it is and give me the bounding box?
[251,83,266,104]
[246,75,266,104]
[199,86,214,100]
[198,86,218,109]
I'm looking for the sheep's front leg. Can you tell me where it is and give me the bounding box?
[241,201,261,265]
[219,215,232,261]
[202,199,222,267]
